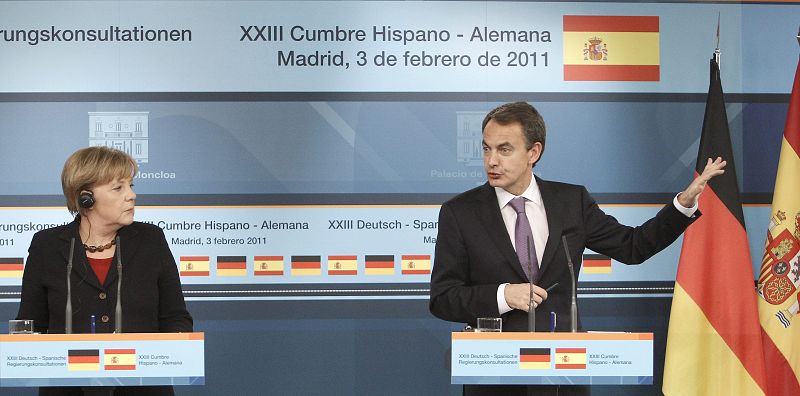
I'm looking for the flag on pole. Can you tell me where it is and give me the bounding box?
[663,58,768,395]
[756,56,800,395]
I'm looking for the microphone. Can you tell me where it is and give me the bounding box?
[65,238,75,334]
[528,236,536,332]
[561,235,578,333]
[114,236,122,333]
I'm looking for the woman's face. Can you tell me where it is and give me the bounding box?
[84,177,136,229]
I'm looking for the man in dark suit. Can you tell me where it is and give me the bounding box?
[429,102,725,395]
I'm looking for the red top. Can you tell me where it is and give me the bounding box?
[87,256,113,284]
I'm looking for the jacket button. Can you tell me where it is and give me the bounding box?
[101,315,110,323]
[99,292,107,300]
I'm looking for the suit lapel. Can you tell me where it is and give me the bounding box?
[476,183,530,281]
[537,177,565,277]
[57,220,103,290]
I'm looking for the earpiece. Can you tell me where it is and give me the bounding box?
[78,191,94,209]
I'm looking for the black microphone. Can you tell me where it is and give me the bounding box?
[561,235,578,333]
[114,236,122,333]
[528,235,535,332]
[65,238,75,334]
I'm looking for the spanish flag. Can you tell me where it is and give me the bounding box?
[291,255,321,276]
[179,256,210,276]
[104,349,136,370]
[217,256,247,277]
[756,57,800,395]
[401,255,431,275]
[582,254,611,274]
[68,349,100,371]
[365,255,394,275]
[519,348,550,370]
[254,256,284,276]
[327,255,358,275]
[563,15,659,81]
[0,257,24,278]
[555,348,587,369]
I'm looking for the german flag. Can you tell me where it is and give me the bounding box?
[179,256,210,276]
[291,255,321,276]
[327,255,357,275]
[0,257,24,278]
[555,348,587,369]
[254,256,284,276]
[217,256,246,276]
[519,348,550,370]
[68,349,100,371]
[401,255,431,275]
[104,348,136,370]
[563,15,659,81]
[582,254,611,274]
[365,255,394,275]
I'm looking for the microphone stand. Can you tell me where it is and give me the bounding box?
[562,236,578,333]
[528,236,536,332]
[65,238,74,334]
[114,236,123,334]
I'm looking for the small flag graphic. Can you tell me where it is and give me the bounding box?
[217,256,247,277]
[520,348,551,369]
[179,256,210,276]
[328,255,358,275]
[365,255,395,275]
[555,348,587,369]
[68,349,100,371]
[0,257,24,278]
[104,349,136,370]
[291,256,321,276]
[401,255,431,275]
[582,254,612,274]
[563,15,660,81]
[254,256,284,276]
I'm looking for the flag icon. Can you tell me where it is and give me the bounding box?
[555,348,587,369]
[254,256,284,276]
[582,254,611,274]
[179,256,210,276]
[401,255,431,275]
[216,256,247,276]
[563,15,659,81]
[365,255,394,275]
[519,348,551,369]
[104,349,136,370]
[68,349,100,371]
[291,256,321,276]
[0,257,24,278]
[328,255,358,275]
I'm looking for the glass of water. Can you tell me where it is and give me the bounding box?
[8,319,34,334]
[476,317,502,332]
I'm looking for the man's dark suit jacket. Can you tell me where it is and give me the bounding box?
[429,178,698,395]
[17,218,193,396]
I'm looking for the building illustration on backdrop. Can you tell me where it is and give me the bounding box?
[456,111,484,167]
[88,112,149,163]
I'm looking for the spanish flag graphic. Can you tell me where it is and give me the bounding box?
[216,256,247,277]
[365,255,394,275]
[582,254,612,274]
[68,349,100,371]
[179,256,210,276]
[563,15,659,81]
[254,256,284,276]
[0,257,24,278]
[104,349,136,370]
[519,348,551,370]
[555,348,587,369]
[291,255,321,276]
[327,255,358,275]
[401,255,431,275]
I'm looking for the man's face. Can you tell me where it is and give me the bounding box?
[482,120,541,196]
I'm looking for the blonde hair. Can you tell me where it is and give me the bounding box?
[61,146,138,215]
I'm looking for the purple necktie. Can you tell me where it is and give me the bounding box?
[509,197,538,282]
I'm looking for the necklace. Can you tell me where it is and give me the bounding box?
[83,238,116,253]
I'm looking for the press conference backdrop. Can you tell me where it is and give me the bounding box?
[0,1,796,395]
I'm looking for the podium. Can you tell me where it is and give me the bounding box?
[451,332,652,385]
[0,332,204,387]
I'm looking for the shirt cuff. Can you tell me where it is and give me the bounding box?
[673,193,699,217]
[497,283,513,314]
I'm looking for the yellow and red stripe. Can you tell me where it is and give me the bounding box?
[104,348,136,370]
[254,256,284,276]
[401,255,431,275]
[555,348,587,369]
[0,257,24,278]
[327,255,358,275]
[179,256,210,276]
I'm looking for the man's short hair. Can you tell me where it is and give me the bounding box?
[61,146,138,215]
[482,101,546,166]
